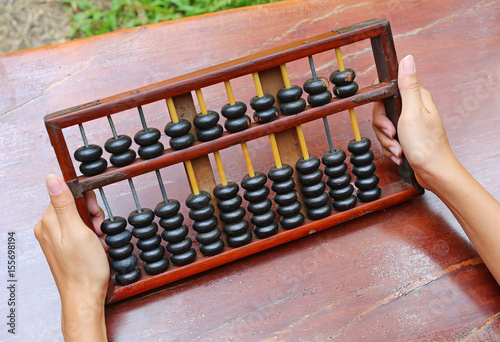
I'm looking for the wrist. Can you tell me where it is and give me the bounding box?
[61,292,107,342]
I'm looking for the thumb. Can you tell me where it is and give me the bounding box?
[46,174,80,228]
[398,55,423,113]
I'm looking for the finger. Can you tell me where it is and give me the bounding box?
[45,174,81,229]
[398,55,424,116]
[371,77,379,86]
[420,86,439,114]
[372,100,396,138]
[84,190,102,217]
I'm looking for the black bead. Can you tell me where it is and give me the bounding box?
[140,246,165,263]
[304,192,330,208]
[159,213,184,230]
[185,191,211,209]
[271,178,296,194]
[223,220,250,237]
[131,223,158,240]
[188,203,215,221]
[253,106,279,124]
[217,196,242,212]
[326,173,352,189]
[352,163,377,178]
[307,205,332,220]
[250,210,276,226]
[355,174,380,190]
[79,158,107,176]
[333,83,359,98]
[347,138,371,154]
[192,216,218,233]
[298,169,323,185]
[303,77,329,94]
[196,125,223,141]
[350,151,375,167]
[166,238,193,254]
[254,223,279,239]
[322,149,346,166]
[161,225,189,243]
[134,128,161,146]
[110,150,136,167]
[280,213,304,229]
[276,201,302,217]
[241,172,267,190]
[170,134,194,150]
[224,115,251,133]
[154,199,181,218]
[280,99,307,115]
[267,164,294,182]
[105,230,132,248]
[171,249,197,266]
[247,198,273,215]
[193,111,220,129]
[213,182,239,200]
[74,144,102,162]
[330,68,356,86]
[295,156,321,174]
[165,119,191,138]
[105,135,132,154]
[324,163,348,178]
[244,186,270,202]
[128,208,154,227]
[115,268,141,285]
[112,254,138,274]
[200,240,225,256]
[101,217,127,235]
[300,181,326,197]
[138,142,164,159]
[227,231,253,248]
[357,187,382,202]
[220,207,246,223]
[277,85,303,102]
[329,184,355,201]
[307,92,332,107]
[144,258,169,275]
[108,243,134,260]
[274,190,298,206]
[250,94,275,110]
[221,102,247,119]
[332,196,358,211]
[136,235,162,251]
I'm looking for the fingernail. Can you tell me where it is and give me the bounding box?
[389,146,400,157]
[46,174,63,196]
[381,129,393,138]
[391,156,402,165]
[402,55,416,74]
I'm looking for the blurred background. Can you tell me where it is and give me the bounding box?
[0,0,280,54]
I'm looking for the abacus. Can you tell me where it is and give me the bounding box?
[44,19,423,303]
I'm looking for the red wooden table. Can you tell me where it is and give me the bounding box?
[1,0,499,340]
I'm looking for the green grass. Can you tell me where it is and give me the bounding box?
[62,0,282,38]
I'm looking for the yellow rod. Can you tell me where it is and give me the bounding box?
[349,109,361,141]
[335,48,361,141]
[279,64,292,89]
[166,98,179,123]
[252,72,264,98]
[295,125,310,160]
[185,160,199,195]
[269,133,282,168]
[335,48,345,71]
[224,81,236,105]
[240,142,255,177]
[195,89,208,114]
[213,151,227,186]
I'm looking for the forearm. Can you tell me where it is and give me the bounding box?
[61,295,107,342]
[427,157,500,284]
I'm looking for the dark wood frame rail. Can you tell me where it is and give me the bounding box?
[44,18,423,303]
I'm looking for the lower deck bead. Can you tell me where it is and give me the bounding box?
[166,238,193,254]
[228,231,253,248]
[357,187,382,202]
[254,222,279,239]
[307,205,332,220]
[280,213,304,229]
[115,268,141,286]
[108,243,134,260]
[332,195,357,211]
[171,249,197,266]
[200,240,225,256]
[143,258,169,275]
[140,246,166,263]
[303,192,329,208]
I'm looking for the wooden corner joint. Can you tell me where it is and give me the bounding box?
[66,179,84,198]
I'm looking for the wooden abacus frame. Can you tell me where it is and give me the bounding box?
[44,18,423,303]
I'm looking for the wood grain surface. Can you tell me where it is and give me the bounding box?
[1,0,499,340]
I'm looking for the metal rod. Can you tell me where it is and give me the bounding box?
[78,124,89,147]
[98,188,114,221]
[137,106,148,132]
[128,178,142,213]
[107,115,119,139]
[308,56,318,80]
[156,170,168,202]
